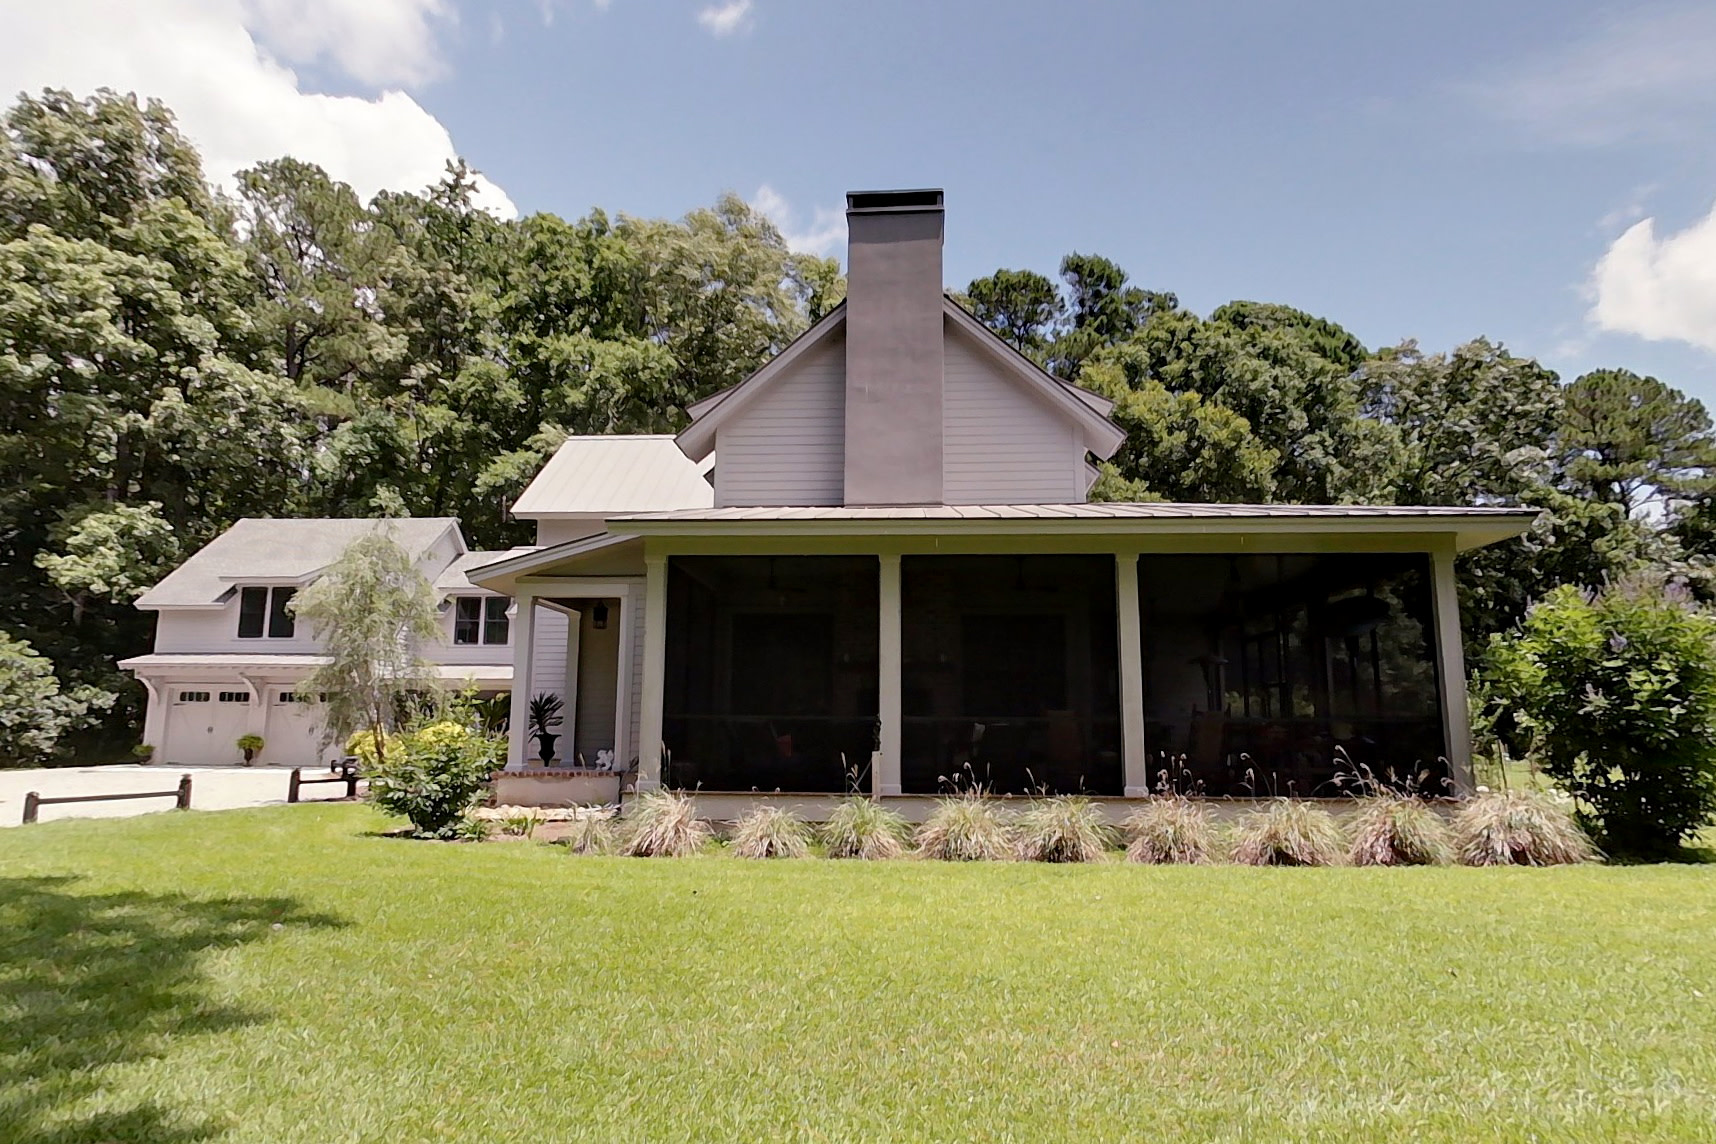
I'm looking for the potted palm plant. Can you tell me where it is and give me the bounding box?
[236,734,265,766]
[528,693,564,765]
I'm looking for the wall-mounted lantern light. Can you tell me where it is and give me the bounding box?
[592,601,609,630]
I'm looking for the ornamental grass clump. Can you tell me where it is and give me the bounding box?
[1453,789,1596,866]
[915,790,1011,861]
[1346,795,1453,866]
[1013,795,1110,862]
[622,788,710,858]
[729,806,813,859]
[1232,799,1345,867]
[563,812,616,856]
[820,797,911,860]
[1122,797,1219,864]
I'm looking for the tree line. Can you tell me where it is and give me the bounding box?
[4,87,1714,760]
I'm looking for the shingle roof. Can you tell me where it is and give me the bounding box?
[433,551,522,595]
[135,518,460,608]
[509,436,714,517]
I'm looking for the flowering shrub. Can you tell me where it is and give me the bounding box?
[362,721,503,838]
[1478,577,1716,856]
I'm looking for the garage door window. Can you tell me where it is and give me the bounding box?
[176,691,210,703]
[218,691,251,703]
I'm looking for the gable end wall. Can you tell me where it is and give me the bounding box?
[714,328,846,506]
[942,320,1083,504]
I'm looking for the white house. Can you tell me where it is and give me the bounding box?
[127,188,1536,809]
[468,189,1537,816]
[123,440,713,768]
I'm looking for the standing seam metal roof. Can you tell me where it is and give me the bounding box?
[508,436,715,517]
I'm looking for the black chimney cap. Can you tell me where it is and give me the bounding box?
[846,189,944,214]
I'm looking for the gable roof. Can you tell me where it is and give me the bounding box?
[136,518,462,609]
[675,297,1125,464]
[509,435,714,518]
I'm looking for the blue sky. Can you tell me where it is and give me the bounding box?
[7,0,1716,396]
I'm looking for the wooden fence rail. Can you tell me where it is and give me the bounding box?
[287,767,361,803]
[21,774,192,825]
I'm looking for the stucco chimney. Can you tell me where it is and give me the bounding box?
[842,188,945,505]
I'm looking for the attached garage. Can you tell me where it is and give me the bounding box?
[163,686,254,766]
[264,689,335,768]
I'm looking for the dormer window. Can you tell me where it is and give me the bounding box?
[454,596,510,645]
[238,586,297,639]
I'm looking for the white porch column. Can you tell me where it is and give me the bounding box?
[1430,542,1474,795]
[877,553,903,797]
[636,554,668,791]
[140,678,167,758]
[1116,553,1149,797]
[506,589,536,771]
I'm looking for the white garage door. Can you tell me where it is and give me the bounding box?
[164,687,254,766]
[265,690,335,768]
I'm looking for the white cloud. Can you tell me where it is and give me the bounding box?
[751,184,843,256]
[0,0,515,216]
[242,0,453,88]
[697,0,752,38]
[1463,4,1716,145]
[1590,202,1716,352]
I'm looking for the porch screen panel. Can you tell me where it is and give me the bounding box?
[662,556,878,793]
[900,555,1122,795]
[1137,553,1445,797]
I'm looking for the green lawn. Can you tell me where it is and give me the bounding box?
[4,807,1715,1142]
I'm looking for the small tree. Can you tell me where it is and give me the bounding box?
[292,532,441,768]
[1478,577,1716,856]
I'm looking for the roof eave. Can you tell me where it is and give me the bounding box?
[607,512,1538,552]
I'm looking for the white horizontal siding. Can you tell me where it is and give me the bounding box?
[530,608,569,704]
[715,330,845,507]
[943,323,1082,504]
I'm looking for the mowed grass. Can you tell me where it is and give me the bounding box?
[3,807,1715,1142]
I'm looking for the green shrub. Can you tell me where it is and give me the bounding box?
[563,813,616,856]
[1453,790,1596,866]
[1478,577,1716,856]
[364,721,503,838]
[1346,795,1453,866]
[820,797,911,859]
[1232,800,1345,867]
[1123,798,1219,864]
[729,806,812,859]
[915,791,1011,861]
[1013,795,1110,862]
[623,789,710,857]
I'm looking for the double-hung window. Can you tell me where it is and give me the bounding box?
[454,596,510,645]
[238,586,297,639]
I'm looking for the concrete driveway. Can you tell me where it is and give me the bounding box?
[0,764,359,827]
